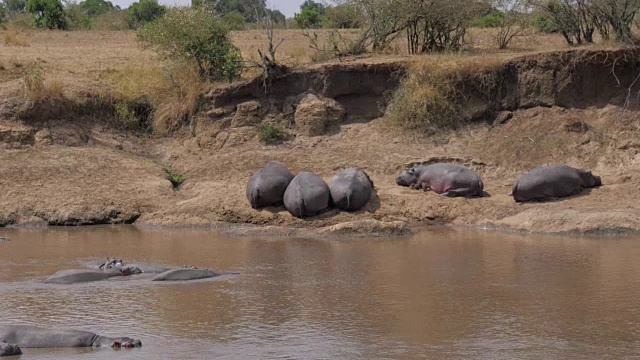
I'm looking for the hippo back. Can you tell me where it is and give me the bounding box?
[329,168,373,211]
[284,172,331,218]
[246,161,295,209]
[0,325,96,348]
[152,268,219,281]
[513,164,593,202]
[420,163,484,196]
[44,269,112,284]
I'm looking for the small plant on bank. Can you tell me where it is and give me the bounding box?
[258,124,285,144]
[165,169,186,190]
[137,7,242,82]
[22,63,64,102]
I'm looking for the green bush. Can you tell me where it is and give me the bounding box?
[222,10,245,30]
[533,13,557,33]
[64,2,92,30]
[471,11,504,28]
[78,0,113,17]
[26,0,65,29]
[128,0,164,28]
[258,124,285,144]
[294,0,325,29]
[137,7,242,82]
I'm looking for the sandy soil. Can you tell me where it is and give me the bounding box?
[1,102,638,236]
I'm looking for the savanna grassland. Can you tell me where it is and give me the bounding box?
[0,26,639,236]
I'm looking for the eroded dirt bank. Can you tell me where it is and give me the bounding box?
[1,49,639,235]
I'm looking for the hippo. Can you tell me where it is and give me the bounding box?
[0,341,21,356]
[246,161,295,209]
[512,164,602,202]
[328,168,374,211]
[44,266,141,284]
[91,258,171,274]
[0,325,141,349]
[152,267,218,281]
[396,163,484,197]
[283,172,331,218]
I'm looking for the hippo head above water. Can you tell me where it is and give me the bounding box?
[396,168,419,187]
[110,337,142,349]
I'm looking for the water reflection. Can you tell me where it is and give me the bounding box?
[0,226,639,359]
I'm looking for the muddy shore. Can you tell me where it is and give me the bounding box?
[1,49,639,236]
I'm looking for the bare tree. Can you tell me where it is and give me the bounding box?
[254,5,286,92]
[591,0,640,42]
[493,0,530,49]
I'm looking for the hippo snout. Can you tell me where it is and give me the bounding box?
[112,338,142,348]
[594,175,602,187]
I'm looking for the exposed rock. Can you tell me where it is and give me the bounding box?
[494,111,513,125]
[35,128,53,145]
[0,341,22,357]
[294,94,345,136]
[320,219,409,236]
[206,108,225,119]
[564,120,590,133]
[231,101,263,128]
[0,123,35,148]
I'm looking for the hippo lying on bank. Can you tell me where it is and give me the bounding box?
[284,172,331,218]
[396,163,484,198]
[0,325,141,350]
[0,341,21,357]
[512,164,602,202]
[246,161,295,209]
[329,168,374,211]
[152,267,219,281]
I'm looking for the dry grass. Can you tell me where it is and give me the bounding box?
[3,30,30,47]
[22,63,65,103]
[0,28,574,133]
[386,55,506,133]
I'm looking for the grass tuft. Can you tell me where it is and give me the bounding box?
[3,30,30,47]
[258,124,286,144]
[386,56,503,134]
[165,169,186,190]
[22,63,65,103]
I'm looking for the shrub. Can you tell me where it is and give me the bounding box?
[386,58,501,134]
[128,0,164,28]
[471,12,504,28]
[164,169,185,189]
[22,63,65,103]
[323,3,362,29]
[533,12,557,33]
[92,9,129,30]
[137,7,242,82]
[6,12,35,29]
[64,1,92,30]
[295,0,325,28]
[258,124,285,144]
[78,0,113,17]
[26,0,66,29]
[222,10,245,30]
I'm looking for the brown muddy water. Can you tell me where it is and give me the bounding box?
[1,226,640,359]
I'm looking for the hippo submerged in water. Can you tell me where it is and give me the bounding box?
[396,163,484,198]
[0,341,21,356]
[47,259,220,284]
[246,161,295,209]
[284,172,331,218]
[328,168,374,211]
[512,164,601,202]
[0,325,141,350]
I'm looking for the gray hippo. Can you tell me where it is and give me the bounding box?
[329,168,374,211]
[0,341,21,356]
[0,325,141,349]
[44,266,141,284]
[246,161,295,209]
[90,258,171,274]
[396,163,484,197]
[512,164,602,202]
[152,267,218,281]
[283,172,331,218]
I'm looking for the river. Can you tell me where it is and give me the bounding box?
[1,226,639,359]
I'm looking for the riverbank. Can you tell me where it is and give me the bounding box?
[1,48,639,236]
